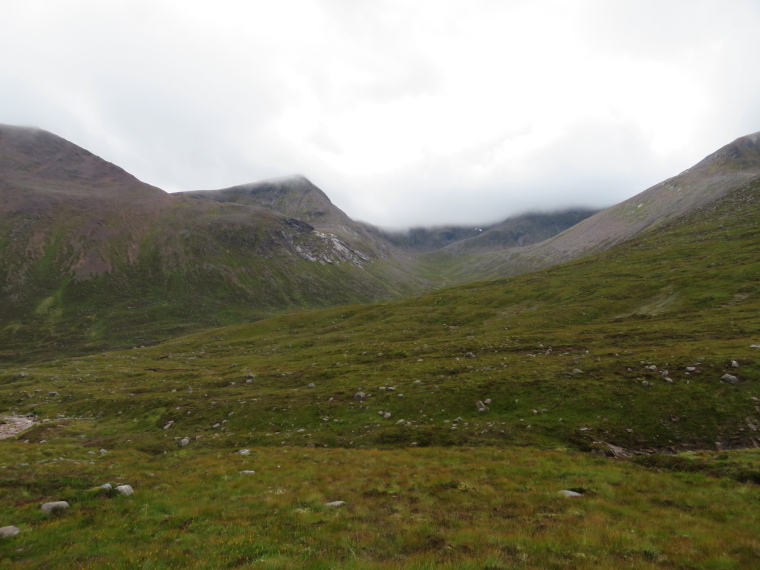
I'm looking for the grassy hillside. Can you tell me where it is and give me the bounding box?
[0,171,758,568]
[2,172,758,452]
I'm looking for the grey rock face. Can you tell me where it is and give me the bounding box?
[41,501,70,515]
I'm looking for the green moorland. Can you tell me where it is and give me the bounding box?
[0,179,759,567]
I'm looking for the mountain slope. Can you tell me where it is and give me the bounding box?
[0,126,426,361]
[430,132,760,282]
[439,208,599,253]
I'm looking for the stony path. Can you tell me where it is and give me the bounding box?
[0,416,38,440]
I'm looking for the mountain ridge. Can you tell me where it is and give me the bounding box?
[2,123,759,360]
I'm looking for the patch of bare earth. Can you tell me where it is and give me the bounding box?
[0,416,38,440]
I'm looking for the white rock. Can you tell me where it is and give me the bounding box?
[240,470,256,475]
[179,438,190,447]
[238,449,251,455]
[99,449,107,455]
[163,421,174,430]
[325,501,346,508]
[41,501,70,515]
[0,526,20,538]
[721,374,739,384]
[731,360,740,368]
[559,490,583,498]
[115,485,134,496]
[100,483,112,490]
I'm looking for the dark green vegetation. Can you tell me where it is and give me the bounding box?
[1,128,759,567]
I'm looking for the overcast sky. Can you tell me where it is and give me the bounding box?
[2,0,760,228]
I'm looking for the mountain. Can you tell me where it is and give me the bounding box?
[177,175,401,262]
[430,132,760,282]
[180,175,351,229]
[3,124,759,362]
[0,125,425,361]
[371,224,493,252]
[436,208,599,253]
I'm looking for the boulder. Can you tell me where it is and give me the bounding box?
[238,449,251,455]
[115,485,134,496]
[41,501,70,515]
[100,483,113,490]
[559,490,582,498]
[179,438,190,447]
[721,374,740,384]
[325,501,346,508]
[0,526,20,539]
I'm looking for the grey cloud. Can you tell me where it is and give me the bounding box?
[2,0,760,229]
